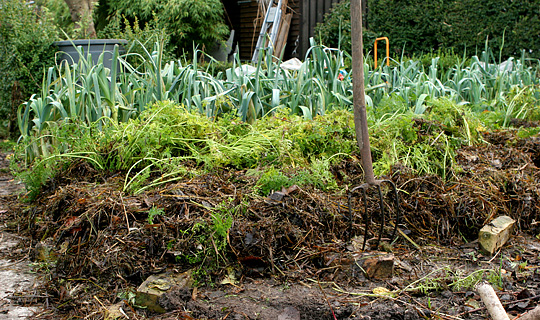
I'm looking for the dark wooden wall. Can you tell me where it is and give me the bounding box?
[238,1,263,61]
[284,0,301,59]
[229,0,342,61]
[299,0,341,58]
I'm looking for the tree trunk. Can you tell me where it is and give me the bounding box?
[63,0,96,38]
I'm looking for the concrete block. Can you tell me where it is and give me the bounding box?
[135,271,193,313]
[478,215,515,255]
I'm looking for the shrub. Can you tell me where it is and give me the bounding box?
[315,0,540,60]
[97,14,176,67]
[314,0,376,55]
[0,0,57,138]
[95,0,229,56]
[35,0,74,37]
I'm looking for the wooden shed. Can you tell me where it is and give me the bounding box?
[222,0,342,61]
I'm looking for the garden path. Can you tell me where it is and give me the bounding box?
[0,152,40,319]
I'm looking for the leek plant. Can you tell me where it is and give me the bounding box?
[366,48,538,115]
[17,38,539,166]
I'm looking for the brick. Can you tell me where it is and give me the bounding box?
[354,252,394,279]
[479,215,515,255]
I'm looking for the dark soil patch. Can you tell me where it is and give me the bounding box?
[1,129,540,319]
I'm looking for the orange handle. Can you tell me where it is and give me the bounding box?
[374,37,390,68]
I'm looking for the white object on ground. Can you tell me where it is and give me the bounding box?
[476,282,510,320]
[280,58,303,71]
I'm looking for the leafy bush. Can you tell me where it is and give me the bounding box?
[316,0,540,60]
[314,0,376,55]
[411,49,470,77]
[0,0,57,138]
[97,14,176,66]
[95,0,229,56]
[35,0,75,37]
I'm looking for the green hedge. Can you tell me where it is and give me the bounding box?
[317,0,540,60]
[0,0,57,138]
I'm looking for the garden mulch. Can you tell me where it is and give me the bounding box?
[1,129,540,319]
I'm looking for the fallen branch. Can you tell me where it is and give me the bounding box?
[458,294,540,317]
[519,305,540,320]
[316,278,338,320]
[476,281,510,320]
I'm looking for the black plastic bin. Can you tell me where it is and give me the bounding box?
[54,39,128,70]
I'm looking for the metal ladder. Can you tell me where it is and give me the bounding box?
[251,0,283,63]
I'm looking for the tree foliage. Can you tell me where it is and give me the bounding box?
[314,0,377,55]
[0,0,57,137]
[96,0,229,55]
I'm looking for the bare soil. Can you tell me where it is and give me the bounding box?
[1,130,540,319]
[1,152,42,319]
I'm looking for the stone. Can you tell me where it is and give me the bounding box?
[478,215,515,255]
[278,306,301,320]
[34,241,57,263]
[135,271,193,313]
[269,191,285,201]
[354,252,395,279]
[104,303,125,320]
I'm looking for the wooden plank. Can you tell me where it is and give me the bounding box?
[300,0,310,58]
[239,0,264,60]
[309,0,316,40]
[274,13,293,58]
[283,0,300,58]
[316,0,324,33]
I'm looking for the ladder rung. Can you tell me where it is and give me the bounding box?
[266,7,278,22]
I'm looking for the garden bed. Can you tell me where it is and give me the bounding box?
[2,128,540,319]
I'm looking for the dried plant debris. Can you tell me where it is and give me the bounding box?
[2,130,540,319]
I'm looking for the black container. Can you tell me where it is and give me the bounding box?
[54,39,128,70]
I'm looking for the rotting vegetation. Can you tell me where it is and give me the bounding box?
[4,108,540,319]
[2,41,540,319]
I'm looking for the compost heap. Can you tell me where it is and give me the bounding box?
[1,127,540,319]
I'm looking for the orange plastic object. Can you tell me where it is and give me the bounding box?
[374,37,390,68]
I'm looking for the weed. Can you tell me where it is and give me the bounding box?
[117,289,137,306]
[175,200,235,285]
[0,139,15,152]
[404,266,501,294]
[517,127,540,139]
[147,206,164,224]
[254,167,291,196]
[254,159,338,196]
[292,158,338,191]
[370,109,459,179]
